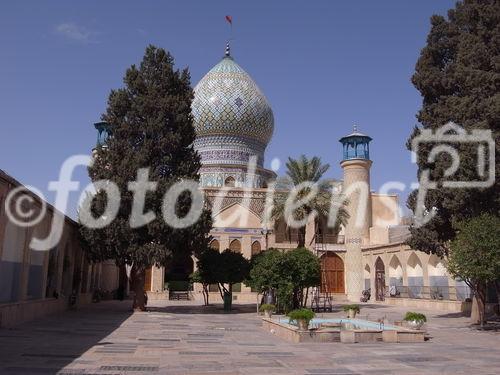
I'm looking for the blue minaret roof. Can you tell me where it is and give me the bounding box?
[339,125,372,160]
[94,121,113,147]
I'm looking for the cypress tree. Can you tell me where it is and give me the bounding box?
[80,45,212,310]
[406,0,500,256]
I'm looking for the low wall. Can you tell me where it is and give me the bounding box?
[385,297,471,314]
[146,291,169,300]
[192,291,259,304]
[0,293,93,328]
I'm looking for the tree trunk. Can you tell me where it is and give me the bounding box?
[472,282,487,327]
[202,284,209,305]
[298,226,306,248]
[303,287,309,308]
[131,265,147,311]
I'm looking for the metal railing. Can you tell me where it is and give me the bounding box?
[388,285,472,302]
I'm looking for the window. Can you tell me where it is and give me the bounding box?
[224,176,235,187]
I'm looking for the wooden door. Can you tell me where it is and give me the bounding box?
[321,253,345,293]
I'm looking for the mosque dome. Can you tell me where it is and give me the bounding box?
[192,44,275,188]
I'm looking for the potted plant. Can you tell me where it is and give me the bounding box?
[343,304,360,318]
[403,312,427,330]
[287,308,315,331]
[259,303,276,318]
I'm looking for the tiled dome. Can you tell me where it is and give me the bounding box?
[192,46,275,188]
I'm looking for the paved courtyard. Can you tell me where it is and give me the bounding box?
[0,300,499,375]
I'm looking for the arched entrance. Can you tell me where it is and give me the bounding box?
[320,253,345,294]
[375,257,386,301]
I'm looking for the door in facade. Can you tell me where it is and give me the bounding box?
[375,257,385,301]
[144,267,152,292]
[320,253,345,293]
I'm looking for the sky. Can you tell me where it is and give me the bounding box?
[0,0,456,219]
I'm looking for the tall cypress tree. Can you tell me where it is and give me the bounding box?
[406,0,500,256]
[80,45,212,310]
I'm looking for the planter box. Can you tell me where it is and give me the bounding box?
[340,329,382,343]
[262,318,340,343]
[382,329,425,343]
[263,318,426,344]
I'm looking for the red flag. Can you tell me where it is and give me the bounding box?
[225,15,233,25]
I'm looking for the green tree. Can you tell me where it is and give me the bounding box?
[272,155,349,248]
[286,248,321,308]
[406,0,500,257]
[447,214,500,326]
[191,248,221,306]
[193,248,250,309]
[216,249,251,303]
[80,45,212,310]
[246,248,320,312]
[247,249,284,295]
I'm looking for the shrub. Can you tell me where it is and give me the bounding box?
[259,304,276,313]
[403,312,427,322]
[287,308,315,324]
[342,304,360,313]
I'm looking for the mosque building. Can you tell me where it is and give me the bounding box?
[0,44,473,329]
[115,43,469,310]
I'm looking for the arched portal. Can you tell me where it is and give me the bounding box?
[389,255,403,287]
[428,254,449,299]
[229,239,241,253]
[210,239,220,251]
[251,241,261,256]
[407,252,424,298]
[375,257,386,301]
[320,253,345,294]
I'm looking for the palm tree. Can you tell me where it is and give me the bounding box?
[271,155,349,248]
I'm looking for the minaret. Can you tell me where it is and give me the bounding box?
[94,121,113,149]
[339,125,372,301]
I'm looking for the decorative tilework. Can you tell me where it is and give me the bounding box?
[192,55,275,188]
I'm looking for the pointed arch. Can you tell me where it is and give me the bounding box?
[251,241,261,256]
[389,255,403,287]
[210,239,220,251]
[374,257,386,301]
[428,254,449,299]
[229,239,241,253]
[407,252,424,298]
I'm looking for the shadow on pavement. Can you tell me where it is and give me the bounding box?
[0,300,133,374]
[147,303,258,315]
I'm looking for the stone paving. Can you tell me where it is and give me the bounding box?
[0,300,499,374]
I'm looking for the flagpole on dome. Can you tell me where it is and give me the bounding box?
[225,15,233,57]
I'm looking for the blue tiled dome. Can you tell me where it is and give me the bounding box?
[192,49,276,188]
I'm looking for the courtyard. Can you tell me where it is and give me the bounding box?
[1,300,499,375]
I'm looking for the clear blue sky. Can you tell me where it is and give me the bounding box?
[0,0,456,219]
